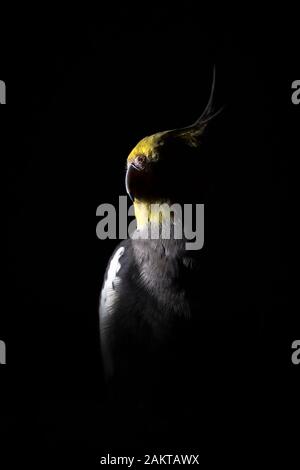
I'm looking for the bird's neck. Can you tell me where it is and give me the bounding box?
[132,199,200,277]
[132,200,202,317]
[133,199,182,232]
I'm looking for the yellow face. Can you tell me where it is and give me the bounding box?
[125,119,208,203]
[126,129,201,229]
[127,132,168,166]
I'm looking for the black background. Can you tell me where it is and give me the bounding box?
[1,6,297,465]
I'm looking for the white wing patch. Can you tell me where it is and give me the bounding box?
[100,247,125,318]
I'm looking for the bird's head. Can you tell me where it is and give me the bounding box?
[125,69,222,229]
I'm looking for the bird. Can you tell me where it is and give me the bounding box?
[99,69,225,429]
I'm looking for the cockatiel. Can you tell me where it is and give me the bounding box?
[99,71,223,417]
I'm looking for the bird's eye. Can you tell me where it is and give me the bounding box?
[132,154,147,170]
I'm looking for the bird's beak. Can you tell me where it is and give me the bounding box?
[126,163,139,202]
[126,161,154,202]
[126,161,148,202]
